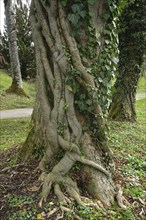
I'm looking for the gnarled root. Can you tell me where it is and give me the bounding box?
[38,151,110,208]
[116,184,130,209]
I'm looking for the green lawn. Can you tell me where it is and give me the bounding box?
[0,118,30,151]
[137,76,146,93]
[0,70,36,110]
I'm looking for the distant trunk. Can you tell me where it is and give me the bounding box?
[4,0,26,96]
[109,0,145,122]
[108,69,139,122]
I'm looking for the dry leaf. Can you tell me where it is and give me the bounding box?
[28,185,40,192]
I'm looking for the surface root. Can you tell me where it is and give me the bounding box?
[116,184,130,209]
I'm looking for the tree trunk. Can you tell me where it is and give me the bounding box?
[19,0,117,207]
[108,69,139,122]
[109,0,145,122]
[4,0,27,96]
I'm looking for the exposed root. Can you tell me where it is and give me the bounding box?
[77,157,110,177]
[47,207,58,218]
[38,147,112,208]
[66,186,85,207]
[39,167,107,213]
[116,184,130,209]
[58,135,81,154]
[56,211,64,220]
[54,184,71,205]
[81,197,103,210]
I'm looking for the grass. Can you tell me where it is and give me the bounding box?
[108,97,146,219]
[0,70,36,110]
[0,71,145,220]
[0,118,30,151]
[136,98,146,121]
[137,76,146,93]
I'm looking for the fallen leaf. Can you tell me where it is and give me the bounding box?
[28,185,40,192]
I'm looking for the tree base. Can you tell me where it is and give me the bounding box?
[6,85,30,98]
[108,93,136,122]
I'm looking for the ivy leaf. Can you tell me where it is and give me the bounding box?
[67,85,73,92]
[105,65,110,71]
[68,14,80,26]
[80,10,86,18]
[71,4,81,13]
[87,0,96,5]
[112,20,116,28]
[105,40,110,45]
[98,77,103,83]
[61,0,67,7]
[103,78,109,86]
[112,57,119,64]
[71,3,84,14]
[86,99,92,105]
[103,13,110,21]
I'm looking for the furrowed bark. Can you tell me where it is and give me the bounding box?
[19,0,117,207]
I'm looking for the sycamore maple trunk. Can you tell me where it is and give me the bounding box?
[19,0,116,207]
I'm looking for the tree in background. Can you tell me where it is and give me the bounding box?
[109,0,146,122]
[0,27,10,69]
[18,0,126,210]
[0,31,9,68]
[4,0,26,96]
[1,0,35,79]
[15,0,35,79]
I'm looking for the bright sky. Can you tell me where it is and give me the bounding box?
[0,0,30,34]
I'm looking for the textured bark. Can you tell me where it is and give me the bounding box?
[4,0,26,95]
[109,0,145,122]
[19,0,116,207]
[108,58,140,122]
[108,82,138,122]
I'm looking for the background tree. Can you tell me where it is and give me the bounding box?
[4,0,26,95]
[109,0,146,122]
[0,31,9,68]
[15,0,35,79]
[1,0,35,79]
[18,0,125,209]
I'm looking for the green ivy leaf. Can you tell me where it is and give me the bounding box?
[68,14,80,26]
[86,99,92,105]
[80,10,86,18]
[67,85,73,92]
[71,4,83,13]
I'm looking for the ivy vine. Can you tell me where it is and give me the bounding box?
[60,0,119,139]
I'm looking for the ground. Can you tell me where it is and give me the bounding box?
[0,71,146,219]
[0,71,35,110]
